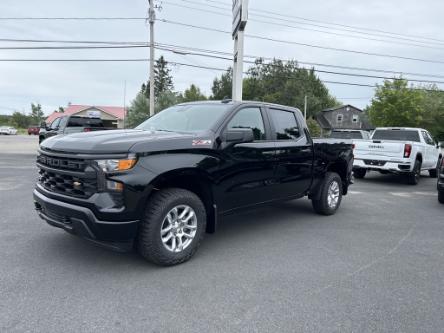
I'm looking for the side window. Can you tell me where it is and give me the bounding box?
[425,132,435,145]
[422,131,434,145]
[269,109,301,140]
[336,114,343,123]
[50,118,61,130]
[352,114,359,123]
[58,117,68,129]
[227,107,266,140]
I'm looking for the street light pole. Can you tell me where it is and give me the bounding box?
[149,0,155,117]
[232,0,248,102]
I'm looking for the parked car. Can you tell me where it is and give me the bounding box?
[329,129,371,140]
[34,101,354,266]
[39,115,110,144]
[0,126,18,135]
[28,125,40,135]
[353,127,442,184]
[438,157,444,204]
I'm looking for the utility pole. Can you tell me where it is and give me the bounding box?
[304,95,307,120]
[232,0,248,101]
[148,0,155,117]
[123,80,126,129]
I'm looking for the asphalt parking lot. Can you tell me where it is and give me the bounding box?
[1,136,443,332]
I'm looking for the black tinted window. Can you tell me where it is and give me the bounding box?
[330,131,363,139]
[227,107,265,140]
[269,109,300,140]
[67,117,104,127]
[372,130,420,142]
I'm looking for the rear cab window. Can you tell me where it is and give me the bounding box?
[330,131,363,139]
[67,117,104,128]
[372,129,420,142]
[268,108,301,140]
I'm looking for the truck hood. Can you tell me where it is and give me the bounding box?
[41,129,197,154]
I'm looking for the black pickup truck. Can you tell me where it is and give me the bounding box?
[34,101,353,265]
[39,115,109,144]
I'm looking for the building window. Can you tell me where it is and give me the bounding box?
[352,115,359,123]
[336,114,343,123]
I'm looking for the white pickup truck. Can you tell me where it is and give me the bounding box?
[353,127,442,185]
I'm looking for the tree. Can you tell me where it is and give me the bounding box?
[11,111,31,128]
[306,118,321,137]
[211,68,232,100]
[30,103,44,124]
[58,106,65,113]
[180,84,207,102]
[142,56,174,98]
[419,85,444,140]
[210,60,338,117]
[126,92,150,128]
[156,91,180,112]
[368,79,424,128]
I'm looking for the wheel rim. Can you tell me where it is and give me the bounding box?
[160,205,198,253]
[327,180,340,209]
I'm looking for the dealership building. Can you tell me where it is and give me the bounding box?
[45,104,126,129]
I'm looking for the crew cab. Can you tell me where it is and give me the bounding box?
[33,101,353,266]
[353,127,442,184]
[39,115,109,144]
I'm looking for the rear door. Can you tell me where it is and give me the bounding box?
[421,131,437,168]
[267,107,313,198]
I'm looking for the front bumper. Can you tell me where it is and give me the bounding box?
[33,189,139,252]
[353,158,412,173]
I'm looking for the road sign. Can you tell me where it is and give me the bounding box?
[232,0,248,38]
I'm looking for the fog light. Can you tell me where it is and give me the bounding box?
[106,180,123,191]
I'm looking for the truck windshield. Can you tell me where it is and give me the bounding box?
[372,130,420,142]
[330,131,363,139]
[136,104,231,133]
[67,117,104,127]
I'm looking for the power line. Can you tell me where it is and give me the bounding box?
[201,0,444,45]
[156,42,444,79]
[158,19,444,65]
[0,45,147,50]
[0,17,147,20]
[156,44,444,85]
[160,0,444,49]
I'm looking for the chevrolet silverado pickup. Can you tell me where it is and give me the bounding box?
[34,101,353,266]
[353,127,442,184]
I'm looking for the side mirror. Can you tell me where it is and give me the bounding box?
[224,128,255,143]
[40,121,47,129]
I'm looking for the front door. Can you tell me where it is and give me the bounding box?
[267,108,314,198]
[215,106,277,212]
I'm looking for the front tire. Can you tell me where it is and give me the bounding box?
[137,188,206,266]
[312,172,343,216]
[354,169,366,179]
[439,191,444,204]
[407,160,421,185]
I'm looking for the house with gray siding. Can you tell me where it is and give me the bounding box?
[316,104,373,136]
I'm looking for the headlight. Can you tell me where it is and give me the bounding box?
[95,155,137,173]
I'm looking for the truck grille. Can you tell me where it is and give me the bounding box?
[37,153,98,198]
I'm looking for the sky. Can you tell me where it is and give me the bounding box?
[0,0,443,116]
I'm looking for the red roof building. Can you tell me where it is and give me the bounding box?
[46,104,127,128]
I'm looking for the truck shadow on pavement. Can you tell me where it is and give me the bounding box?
[42,198,323,269]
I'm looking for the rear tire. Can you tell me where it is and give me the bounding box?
[439,191,444,204]
[312,172,343,216]
[137,188,206,266]
[354,169,366,179]
[407,160,421,185]
[430,158,440,178]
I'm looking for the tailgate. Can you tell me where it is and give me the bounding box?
[354,140,405,159]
